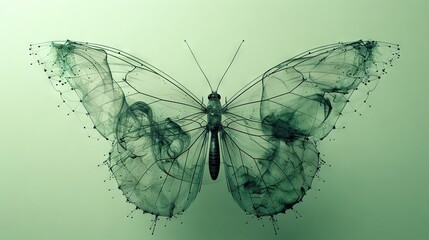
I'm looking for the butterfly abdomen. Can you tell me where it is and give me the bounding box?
[209,130,220,180]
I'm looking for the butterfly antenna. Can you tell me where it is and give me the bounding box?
[184,40,213,91]
[215,40,244,92]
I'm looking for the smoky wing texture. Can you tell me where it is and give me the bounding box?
[31,41,208,217]
[221,40,400,216]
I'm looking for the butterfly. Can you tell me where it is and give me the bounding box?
[30,40,399,219]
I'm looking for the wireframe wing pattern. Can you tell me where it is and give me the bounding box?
[220,40,400,216]
[31,41,209,217]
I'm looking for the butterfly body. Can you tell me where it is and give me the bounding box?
[30,40,399,218]
[207,92,222,180]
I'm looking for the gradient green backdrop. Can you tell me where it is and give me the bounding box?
[1,0,427,239]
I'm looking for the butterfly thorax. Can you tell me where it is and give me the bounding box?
[207,92,222,131]
[207,92,222,180]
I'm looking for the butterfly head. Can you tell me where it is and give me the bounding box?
[208,92,221,100]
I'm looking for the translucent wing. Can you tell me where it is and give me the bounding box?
[31,41,209,217]
[220,40,400,216]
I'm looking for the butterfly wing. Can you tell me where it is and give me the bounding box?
[220,40,400,216]
[31,41,209,217]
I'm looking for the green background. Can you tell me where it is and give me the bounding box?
[1,0,427,239]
